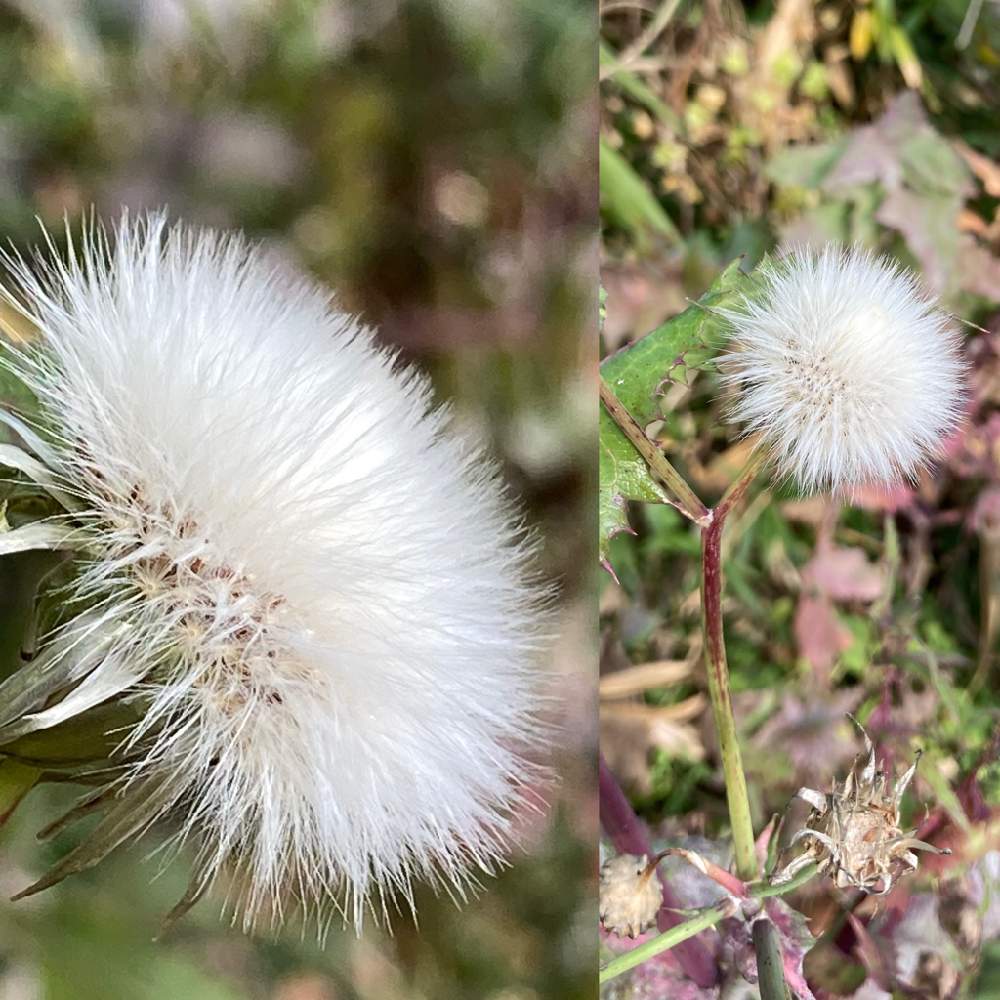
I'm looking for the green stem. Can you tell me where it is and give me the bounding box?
[750,863,818,899]
[701,449,768,881]
[600,865,816,988]
[753,917,790,1000]
[599,903,730,984]
[599,379,710,525]
[972,522,999,693]
[872,512,898,624]
[599,862,820,985]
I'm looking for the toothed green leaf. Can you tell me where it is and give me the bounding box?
[599,257,753,566]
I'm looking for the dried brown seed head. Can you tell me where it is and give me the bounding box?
[771,716,951,895]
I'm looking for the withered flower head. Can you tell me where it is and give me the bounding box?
[599,852,662,938]
[771,716,951,895]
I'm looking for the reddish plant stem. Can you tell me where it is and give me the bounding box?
[700,450,768,882]
[599,754,718,988]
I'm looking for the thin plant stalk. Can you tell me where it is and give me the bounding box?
[599,902,731,984]
[599,379,710,525]
[752,917,790,1000]
[972,522,1000,693]
[752,862,818,898]
[700,448,769,881]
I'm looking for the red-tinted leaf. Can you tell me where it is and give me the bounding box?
[794,593,853,677]
[802,543,886,603]
[849,482,917,513]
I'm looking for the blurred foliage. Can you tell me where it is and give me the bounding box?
[601,0,1000,306]
[601,1,1000,996]
[0,0,598,594]
[0,1,596,998]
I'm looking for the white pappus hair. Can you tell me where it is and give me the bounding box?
[0,213,551,931]
[719,245,966,493]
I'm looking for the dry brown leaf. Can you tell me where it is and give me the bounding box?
[781,496,835,525]
[802,543,887,603]
[755,0,815,75]
[794,593,852,678]
[848,482,918,513]
[599,659,691,699]
[601,262,688,350]
[957,239,1000,302]
[955,140,1000,197]
[273,975,338,1000]
[753,691,863,789]
[602,697,706,724]
[696,437,758,494]
[823,57,855,109]
[958,208,991,236]
[601,703,706,795]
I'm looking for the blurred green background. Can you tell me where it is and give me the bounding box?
[0,1,597,998]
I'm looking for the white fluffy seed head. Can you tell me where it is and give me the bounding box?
[0,212,551,931]
[719,245,966,493]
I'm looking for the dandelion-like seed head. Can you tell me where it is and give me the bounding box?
[719,246,966,493]
[0,212,551,932]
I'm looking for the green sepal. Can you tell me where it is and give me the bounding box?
[0,756,42,826]
[11,777,178,901]
[36,785,117,841]
[155,866,212,941]
[0,520,80,555]
[1,699,141,767]
[0,647,91,734]
[0,356,43,441]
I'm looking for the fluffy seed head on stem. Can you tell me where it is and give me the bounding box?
[0,212,551,931]
[719,246,966,494]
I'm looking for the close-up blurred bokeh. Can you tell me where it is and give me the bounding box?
[0,2,596,998]
[601,1,1000,997]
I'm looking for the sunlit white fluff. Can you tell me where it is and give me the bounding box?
[0,213,549,930]
[718,245,966,493]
